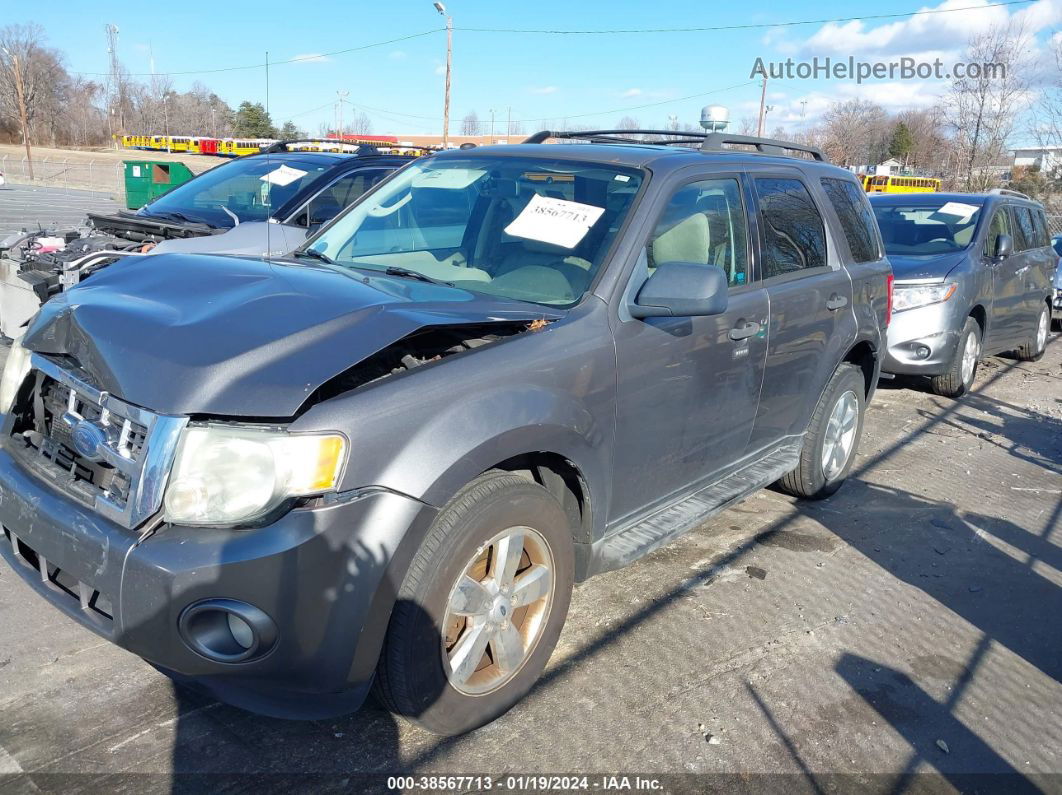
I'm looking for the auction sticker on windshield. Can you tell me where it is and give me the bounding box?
[932,202,980,222]
[505,194,606,249]
[260,164,308,187]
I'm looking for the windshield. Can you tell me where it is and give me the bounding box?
[306,155,645,306]
[873,200,983,256]
[139,156,331,228]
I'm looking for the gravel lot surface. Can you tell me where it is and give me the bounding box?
[0,317,1058,792]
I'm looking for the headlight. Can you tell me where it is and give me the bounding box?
[163,426,347,526]
[0,336,32,414]
[892,283,957,313]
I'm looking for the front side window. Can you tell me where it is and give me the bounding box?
[755,178,827,277]
[983,209,1011,257]
[820,177,880,264]
[308,156,645,306]
[646,178,749,287]
[873,199,983,256]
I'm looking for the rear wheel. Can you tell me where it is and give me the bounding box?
[1015,303,1050,362]
[373,471,574,736]
[930,317,982,398]
[777,363,865,500]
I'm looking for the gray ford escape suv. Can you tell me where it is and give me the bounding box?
[0,130,891,736]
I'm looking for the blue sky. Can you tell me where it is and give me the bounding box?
[10,0,1062,137]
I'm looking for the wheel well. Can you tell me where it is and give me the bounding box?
[969,304,987,337]
[842,341,877,398]
[489,453,591,545]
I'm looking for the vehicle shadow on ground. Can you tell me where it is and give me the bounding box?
[160,352,1056,790]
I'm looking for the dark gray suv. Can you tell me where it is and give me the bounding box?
[0,131,891,735]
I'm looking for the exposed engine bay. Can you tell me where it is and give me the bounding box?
[0,212,215,338]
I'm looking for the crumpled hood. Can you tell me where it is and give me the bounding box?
[22,253,560,418]
[887,251,969,283]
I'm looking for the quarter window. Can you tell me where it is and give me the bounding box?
[754,178,827,277]
[820,177,880,263]
[646,178,749,287]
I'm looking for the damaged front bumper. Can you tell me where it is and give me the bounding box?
[0,446,437,718]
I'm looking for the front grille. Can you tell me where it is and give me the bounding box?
[4,355,187,529]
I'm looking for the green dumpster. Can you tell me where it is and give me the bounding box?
[122,160,194,209]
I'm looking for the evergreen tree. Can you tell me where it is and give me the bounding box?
[232,101,277,137]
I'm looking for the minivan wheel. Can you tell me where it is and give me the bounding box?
[776,363,865,500]
[930,318,981,398]
[373,471,574,736]
[1015,303,1050,362]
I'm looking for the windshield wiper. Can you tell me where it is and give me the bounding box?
[143,210,213,227]
[293,247,335,265]
[382,266,454,287]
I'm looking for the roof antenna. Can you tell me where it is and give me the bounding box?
[265,50,271,265]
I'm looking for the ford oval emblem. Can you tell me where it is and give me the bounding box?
[71,420,107,461]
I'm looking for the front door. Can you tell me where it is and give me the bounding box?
[610,175,768,523]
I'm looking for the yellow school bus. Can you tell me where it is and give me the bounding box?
[866,175,941,193]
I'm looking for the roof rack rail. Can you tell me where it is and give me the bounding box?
[523,129,708,146]
[523,129,829,162]
[699,133,827,161]
[988,187,1032,200]
[259,138,379,154]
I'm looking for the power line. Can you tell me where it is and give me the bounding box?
[70,28,444,77]
[456,0,1035,34]
[69,0,1033,79]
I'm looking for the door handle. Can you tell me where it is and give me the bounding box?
[826,294,849,311]
[728,320,760,341]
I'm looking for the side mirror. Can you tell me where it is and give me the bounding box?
[994,233,1013,259]
[629,262,729,319]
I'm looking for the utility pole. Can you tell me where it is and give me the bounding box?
[1,48,33,179]
[506,106,511,139]
[337,89,349,138]
[489,109,496,143]
[433,2,452,148]
[105,24,124,139]
[756,76,767,137]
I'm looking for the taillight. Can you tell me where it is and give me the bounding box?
[885,273,894,327]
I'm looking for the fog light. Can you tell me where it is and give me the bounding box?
[178,599,277,663]
[227,613,255,650]
[914,344,931,360]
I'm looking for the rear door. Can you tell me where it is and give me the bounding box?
[746,171,855,452]
[610,172,769,522]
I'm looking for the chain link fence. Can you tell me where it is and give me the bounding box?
[1046,214,1062,238]
[0,155,123,198]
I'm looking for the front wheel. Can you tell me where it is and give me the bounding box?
[776,363,866,500]
[1015,303,1050,362]
[373,471,574,736]
[930,317,982,398]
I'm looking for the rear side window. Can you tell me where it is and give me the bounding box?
[1012,206,1038,251]
[1033,209,1050,249]
[820,177,881,263]
[755,178,827,278]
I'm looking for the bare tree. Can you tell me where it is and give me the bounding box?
[945,23,1030,191]
[815,99,891,167]
[0,24,65,174]
[616,116,641,130]
[460,110,479,135]
[1031,35,1061,151]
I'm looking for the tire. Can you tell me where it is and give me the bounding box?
[776,363,865,500]
[373,471,574,736]
[1015,303,1050,362]
[930,317,982,398]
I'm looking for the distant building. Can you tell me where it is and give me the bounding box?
[1011,145,1062,175]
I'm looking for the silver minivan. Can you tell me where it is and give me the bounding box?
[872,189,1055,397]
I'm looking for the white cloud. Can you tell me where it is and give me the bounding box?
[620,87,643,97]
[434,63,446,76]
[530,85,559,95]
[388,50,407,60]
[291,53,330,64]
